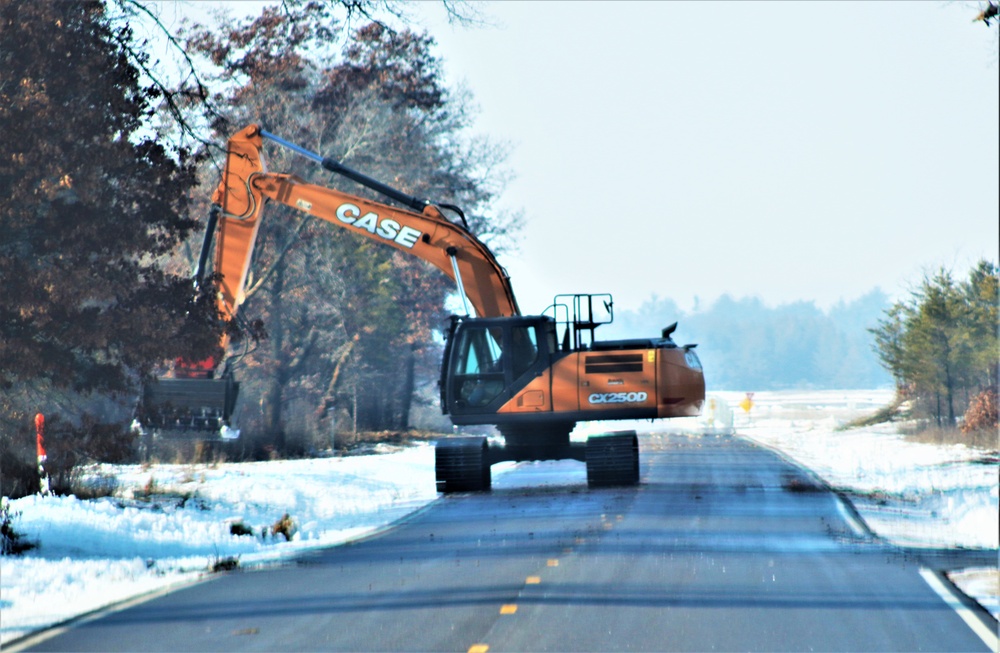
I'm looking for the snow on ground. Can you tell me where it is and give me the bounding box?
[725,390,998,551]
[0,445,442,645]
[716,390,998,625]
[1,390,997,645]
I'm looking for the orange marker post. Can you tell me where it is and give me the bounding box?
[35,413,50,496]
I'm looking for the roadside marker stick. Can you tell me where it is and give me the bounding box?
[35,413,50,496]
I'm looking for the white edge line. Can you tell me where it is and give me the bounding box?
[919,567,999,652]
[739,432,872,539]
[834,495,868,538]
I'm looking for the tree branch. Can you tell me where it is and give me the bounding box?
[116,0,228,150]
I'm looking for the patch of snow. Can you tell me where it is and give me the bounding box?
[1,445,441,644]
[725,390,998,622]
[948,568,1000,622]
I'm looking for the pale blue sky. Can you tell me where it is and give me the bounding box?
[415,1,999,314]
[154,1,999,315]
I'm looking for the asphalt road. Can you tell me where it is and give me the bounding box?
[24,433,996,652]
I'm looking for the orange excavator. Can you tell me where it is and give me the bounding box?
[140,124,705,491]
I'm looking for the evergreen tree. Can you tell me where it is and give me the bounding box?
[871,261,998,428]
[963,260,1000,390]
[904,271,972,424]
[871,303,907,389]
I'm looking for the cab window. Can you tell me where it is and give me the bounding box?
[448,321,545,411]
[509,325,539,379]
[451,326,505,407]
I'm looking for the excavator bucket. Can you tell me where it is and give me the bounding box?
[140,377,239,437]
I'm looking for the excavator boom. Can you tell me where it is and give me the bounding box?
[211,124,519,321]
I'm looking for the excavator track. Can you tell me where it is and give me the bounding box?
[585,431,640,487]
[435,436,492,493]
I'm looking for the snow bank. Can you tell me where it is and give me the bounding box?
[1,445,440,644]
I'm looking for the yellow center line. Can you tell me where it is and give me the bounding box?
[468,645,489,653]
[500,604,518,614]
[547,559,559,567]
[525,576,541,584]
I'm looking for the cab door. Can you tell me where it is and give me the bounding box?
[444,318,553,420]
[446,323,506,413]
[497,323,555,415]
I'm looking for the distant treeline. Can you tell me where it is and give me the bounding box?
[601,290,892,391]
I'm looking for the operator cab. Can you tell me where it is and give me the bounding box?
[441,315,559,417]
[441,293,623,420]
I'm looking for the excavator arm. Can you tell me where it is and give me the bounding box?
[210,124,519,322]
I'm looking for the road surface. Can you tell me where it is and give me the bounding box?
[22,433,996,652]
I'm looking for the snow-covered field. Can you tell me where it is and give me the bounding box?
[2,389,997,646]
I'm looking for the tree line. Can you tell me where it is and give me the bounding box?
[605,260,998,435]
[603,289,893,391]
[1,0,517,496]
